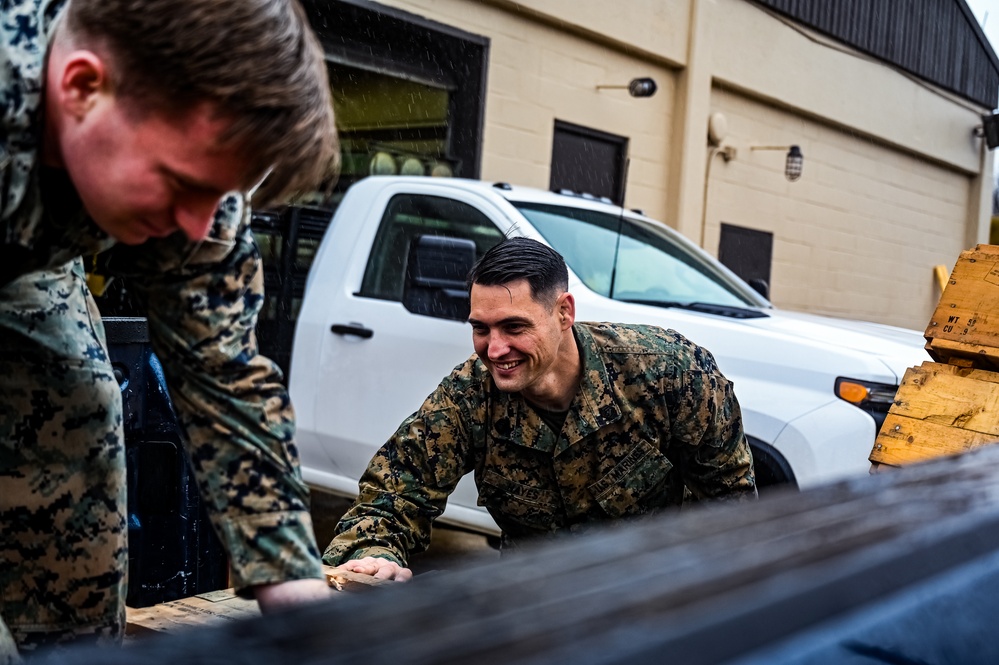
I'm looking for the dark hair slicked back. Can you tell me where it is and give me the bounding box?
[467,237,568,309]
[64,0,338,207]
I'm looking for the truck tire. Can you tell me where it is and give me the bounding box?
[748,437,797,492]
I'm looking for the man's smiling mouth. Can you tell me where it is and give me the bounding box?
[494,360,522,371]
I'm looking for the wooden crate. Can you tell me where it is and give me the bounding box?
[125,589,260,638]
[871,361,999,467]
[924,244,999,370]
[125,567,387,638]
[872,245,999,468]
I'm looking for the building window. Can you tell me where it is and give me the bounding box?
[331,68,455,188]
[301,0,489,207]
[718,223,773,298]
[550,120,628,205]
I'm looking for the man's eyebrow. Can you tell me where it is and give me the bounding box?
[162,166,227,195]
[467,316,531,326]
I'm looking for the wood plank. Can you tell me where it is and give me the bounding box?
[924,245,999,367]
[925,337,999,370]
[125,567,387,638]
[911,359,999,383]
[886,365,999,435]
[870,412,999,465]
[933,263,948,292]
[58,444,999,664]
[869,361,999,466]
[125,589,259,637]
[323,565,394,591]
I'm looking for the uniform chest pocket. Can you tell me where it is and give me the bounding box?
[589,440,674,518]
[478,469,561,532]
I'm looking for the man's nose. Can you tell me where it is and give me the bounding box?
[487,332,510,359]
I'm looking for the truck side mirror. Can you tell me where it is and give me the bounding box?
[749,278,769,300]
[403,235,477,321]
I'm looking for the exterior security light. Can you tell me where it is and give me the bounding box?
[977,112,999,150]
[751,144,805,182]
[785,145,803,182]
[627,78,657,97]
[596,77,658,98]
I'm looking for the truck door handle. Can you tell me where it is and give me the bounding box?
[330,323,374,339]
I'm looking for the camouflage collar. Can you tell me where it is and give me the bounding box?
[557,323,623,455]
[487,323,623,456]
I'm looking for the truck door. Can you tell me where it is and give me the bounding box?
[305,190,508,532]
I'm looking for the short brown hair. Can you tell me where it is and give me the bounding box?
[64,0,339,206]
[468,238,568,310]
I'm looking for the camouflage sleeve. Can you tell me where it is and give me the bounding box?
[323,387,472,568]
[668,345,757,501]
[125,199,322,592]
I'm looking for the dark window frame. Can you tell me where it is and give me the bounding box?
[304,0,490,179]
[718,222,774,296]
[550,120,629,205]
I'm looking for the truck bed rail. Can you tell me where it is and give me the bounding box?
[55,442,999,664]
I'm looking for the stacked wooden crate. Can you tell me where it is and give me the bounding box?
[872,244,999,467]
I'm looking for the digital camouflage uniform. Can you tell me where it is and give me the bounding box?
[0,1,322,660]
[325,322,756,567]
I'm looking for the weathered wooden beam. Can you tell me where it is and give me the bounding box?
[872,246,999,469]
[924,244,999,369]
[123,568,388,639]
[871,361,999,465]
[52,443,999,664]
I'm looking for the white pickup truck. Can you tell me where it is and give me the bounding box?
[259,176,929,535]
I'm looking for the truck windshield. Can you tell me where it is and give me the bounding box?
[513,202,766,310]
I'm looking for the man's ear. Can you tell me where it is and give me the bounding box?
[56,51,108,120]
[557,292,575,330]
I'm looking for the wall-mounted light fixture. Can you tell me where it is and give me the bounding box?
[975,112,999,150]
[596,77,658,98]
[751,144,804,182]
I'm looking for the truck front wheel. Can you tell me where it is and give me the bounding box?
[748,437,797,493]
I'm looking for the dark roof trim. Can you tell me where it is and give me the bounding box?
[956,0,999,73]
[749,0,999,109]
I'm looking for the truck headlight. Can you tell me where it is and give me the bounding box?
[835,377,898,431]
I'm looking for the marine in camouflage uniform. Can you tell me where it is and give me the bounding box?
[325,321,756,567]
[0,0,327,658]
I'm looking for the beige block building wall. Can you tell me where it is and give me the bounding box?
[372,0,684,222]
[707,87,973,328]
[370,0,993,330]
[704,0,991,330]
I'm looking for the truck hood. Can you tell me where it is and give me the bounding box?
[584,294,931,390]
[742,308,930,382]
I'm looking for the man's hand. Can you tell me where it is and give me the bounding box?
[339,556,413,582]
[252,578,334,614]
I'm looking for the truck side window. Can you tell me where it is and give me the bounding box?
[360,194,504,302]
